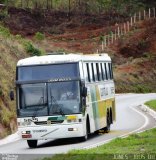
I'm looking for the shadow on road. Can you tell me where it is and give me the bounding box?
[36,132,101,148]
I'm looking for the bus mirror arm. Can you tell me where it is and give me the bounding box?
[10,90,15,101]
[82,87,87,97]
[82,98,86,106]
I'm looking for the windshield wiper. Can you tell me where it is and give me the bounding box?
[52,108,65,115]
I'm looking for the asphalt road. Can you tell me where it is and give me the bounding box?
[0,93,156,160]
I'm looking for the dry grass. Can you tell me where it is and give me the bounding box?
[0,25,29,137]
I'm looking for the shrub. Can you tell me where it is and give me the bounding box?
[99,35,104,42]
[24,41,42,56]
[138,39,148,50]
[15,34,22,40]
[0,26,11,37]
[0,9,8,20]
[34,32,45,41]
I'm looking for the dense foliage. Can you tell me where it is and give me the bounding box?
[1,0,156,16]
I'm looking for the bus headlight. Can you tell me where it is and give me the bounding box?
[21,131,31,134]
[68,128,78,131]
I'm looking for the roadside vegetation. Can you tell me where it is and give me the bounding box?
[0,24,44,138]
[145,100,156,111]
[42,128,156,160]
[2,0,155,15]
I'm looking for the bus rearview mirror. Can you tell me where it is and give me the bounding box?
[10,90,15,101]
[82,87,87,97]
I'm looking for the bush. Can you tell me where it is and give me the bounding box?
[138,39,148,50]
[0,26,11,37]
[0,9,8,20]
[135,84,152,93]
[34,32,45,41]
[15,34,22,40]
[24,41,42,56]
[0,108,12,128]
[99,35,104,42]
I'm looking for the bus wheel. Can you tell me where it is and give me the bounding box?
[80,122,89,142]
[104,112,110,133]
[27,140,38,148]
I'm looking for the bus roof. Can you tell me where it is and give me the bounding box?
[17,53,111,66]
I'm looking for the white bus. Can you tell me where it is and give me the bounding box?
[12,53,116,148]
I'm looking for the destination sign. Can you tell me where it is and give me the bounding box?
[48,77,72,82]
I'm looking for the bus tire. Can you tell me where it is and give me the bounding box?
[27,140,38,148]
[104,112,110,133]
[110,108,113,124]
[80,119,90,142]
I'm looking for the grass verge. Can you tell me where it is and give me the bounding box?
[145,100,156,111]
[42,128,156,160]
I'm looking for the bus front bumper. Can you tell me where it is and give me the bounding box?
[19,123,85,140]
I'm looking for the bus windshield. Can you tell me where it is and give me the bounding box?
[18,81,80,117]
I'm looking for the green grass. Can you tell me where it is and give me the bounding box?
[41,128,156,160]
[34,32,45,41]
[145,100,156,111]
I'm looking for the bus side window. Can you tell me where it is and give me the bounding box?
[91,63,95,82]
[108,63,113,80]
[104,63,108,80]
[88,63,93,82]
[106,63,111,80]
[83,63,88,82]
[93,63,98,82]
[96,63,101,81]
[100,63,104,81]
[102,63,106,81]
[111,63,114,79]
[86,63,91,82]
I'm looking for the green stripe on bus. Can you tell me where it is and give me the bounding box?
[91,85,99,129]
[48,116,66,121]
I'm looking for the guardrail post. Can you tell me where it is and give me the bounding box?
[115,29,117,40]
[104,36,107,47]
[118,27,120,37]
[120,26,123,35]
[130,16,133,26]
[124,23,126,34]
[111,33,114,43]
[153,8,155,18]
[127,21,130,32]
[134,13,136,23]
[139,11,141,21]
[149,8,151,18]
[107,35,109,45]
[102,41,104,51]
[144,10,146,20]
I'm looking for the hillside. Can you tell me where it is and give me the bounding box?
[112,19,156,92]
[3,7,155,92]
[0,26,25,137]
[0,25,44,138]
[0,3,156,138]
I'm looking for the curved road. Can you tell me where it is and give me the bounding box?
[0,94,156,159]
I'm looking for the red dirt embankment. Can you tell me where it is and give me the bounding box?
[3,7,156,92]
